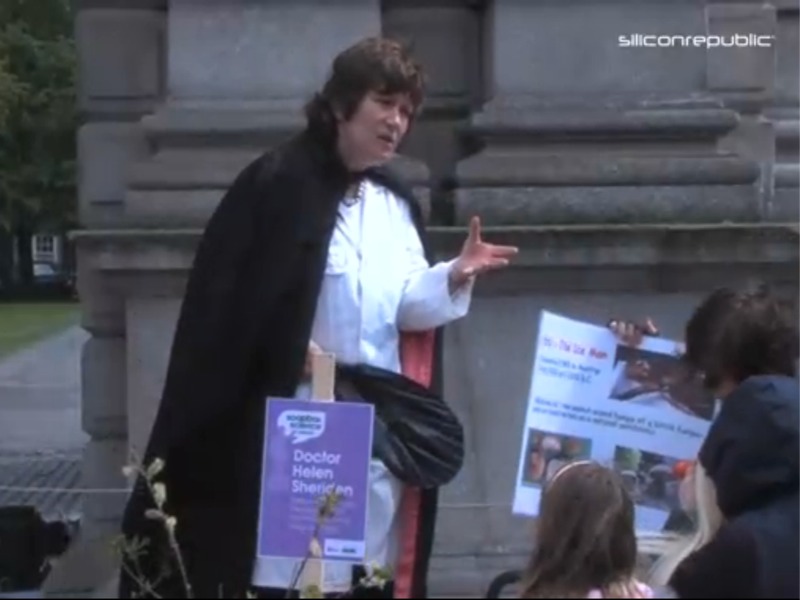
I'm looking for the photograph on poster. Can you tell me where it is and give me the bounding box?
[608,345,716,421]
[612,445,687,513]
[520,427,593,488]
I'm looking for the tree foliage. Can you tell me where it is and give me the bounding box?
[0,0,76,283]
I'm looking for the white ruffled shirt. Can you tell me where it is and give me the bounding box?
[252,178,474,591]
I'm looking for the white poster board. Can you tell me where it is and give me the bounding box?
[513,311,717,531]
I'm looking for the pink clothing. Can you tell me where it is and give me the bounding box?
[587,581,653,598]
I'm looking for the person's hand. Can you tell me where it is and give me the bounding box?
[608,318,659,346]
[449,216,519,289]
[304,340,323,377]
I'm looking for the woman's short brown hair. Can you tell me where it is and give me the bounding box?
[304,36,426,138]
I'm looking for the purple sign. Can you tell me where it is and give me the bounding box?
[256,398,374,562]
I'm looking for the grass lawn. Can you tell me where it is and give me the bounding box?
[0,302,80,359]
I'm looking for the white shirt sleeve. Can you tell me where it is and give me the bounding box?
[396,212,474,332]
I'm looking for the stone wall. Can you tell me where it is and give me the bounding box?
[63,0,799,596]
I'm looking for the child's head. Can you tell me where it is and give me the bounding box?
[521,461,640,598]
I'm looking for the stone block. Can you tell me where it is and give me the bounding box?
[81,336,127,439]
[705,3,776,93]
[454,185,760,226]
[766,184,800,223]
[167,0,380,100]
[76,9,164,107]
[126,298,182,457]
[469,104,741,137]
[125,190,227,227]
[78,122,148,227]
[431,505,490,556]
[382,1,482,112]
[456,153,757,186]
[425,225,800,293]
[125,147,260,226]
[487,0,705,97]
[80,438,130,523]
[76,246,126,337]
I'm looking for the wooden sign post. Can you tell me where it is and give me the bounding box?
[299,351,337,594]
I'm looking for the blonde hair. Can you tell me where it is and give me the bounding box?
[521,461,645,598]
[644,461,724,586]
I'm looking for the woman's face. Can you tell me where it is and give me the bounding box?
[336,90,412,171]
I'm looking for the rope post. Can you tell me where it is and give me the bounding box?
[299,351,336,594]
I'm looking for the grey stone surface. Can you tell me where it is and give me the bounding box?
[125,298,180,457]
[78,122,148,227]
[383,1,482,114]
[75,8,164,112]
[78,439,129,524]
[81,337,126,439]
[705,3,776,93]
[454,185,760,226]
[487,1,707,96]
[456,154,758,186]
[167,0,380,100]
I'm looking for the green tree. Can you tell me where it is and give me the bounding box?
[0,0,76,286]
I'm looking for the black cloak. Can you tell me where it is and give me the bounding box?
[118,129,444,599]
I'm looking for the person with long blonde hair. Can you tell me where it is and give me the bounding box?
[646,461,723,587]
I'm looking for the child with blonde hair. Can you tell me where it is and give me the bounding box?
[520,461,653,599]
